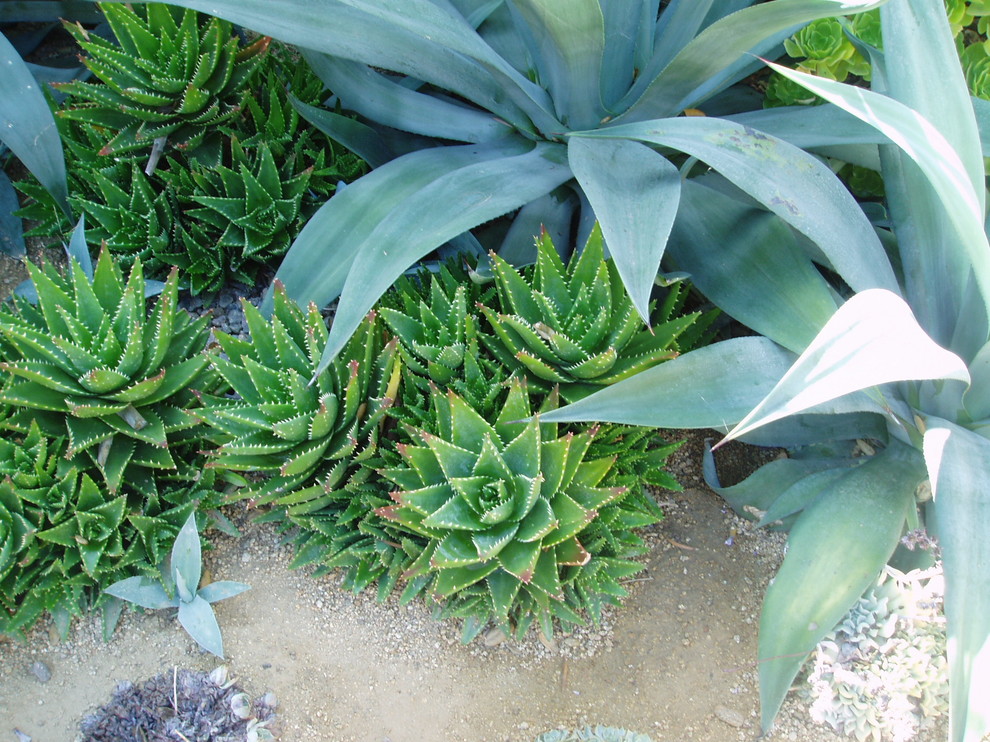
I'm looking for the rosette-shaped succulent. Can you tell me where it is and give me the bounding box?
[195,282,405,586]
[378,264,508,422]
[69,164,176,275]
[160,139,314,295]
[55,3,269,159]
[377,378,654,638]
[783,18,870,81]
[0,247,219,497]
[479,225,700,401]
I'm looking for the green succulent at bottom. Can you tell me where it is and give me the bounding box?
[0,421,200,636]
[534,727,652,742]
[378,378,655,639]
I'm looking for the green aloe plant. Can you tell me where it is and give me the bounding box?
[0,245,220,497]
[0,419,202,637]
[195,282,405,587]
[479,225,707,401]
[161,139,314,295]
[55,2,269,164]
[378,378,656,640]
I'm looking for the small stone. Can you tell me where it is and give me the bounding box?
[30,661,52,683]
[482,627,507,647]
[538,632,558,653]
[713,705,747,728]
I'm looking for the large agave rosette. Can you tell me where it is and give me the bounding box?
[378,378,652,638]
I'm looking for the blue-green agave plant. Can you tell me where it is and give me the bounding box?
[113,0,895,383]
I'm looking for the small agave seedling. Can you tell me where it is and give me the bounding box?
[55,3,269,164]
[105,511,249,658]
[0,245,220,497]
[195,282,405,587]
[378,377,653,640]
[479,225,704,401]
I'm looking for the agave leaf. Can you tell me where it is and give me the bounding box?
[271,140,541,315]
[723,290,970,445]
[922,419,990,742]
[0,170,26,258]
[197,580,251,603]
[757,440,924,731]
[667,179,837,353]
[177,594,225,657]
[574,117,899,296]
[104,575,175,610]
[567,137,680,325]
[617,0,890,121]
[303,52,508,143]
[768,61,990,313]
[0,29,69,216]
[510,0,606,130]
[725,104,891,149]
[540,337,795,431]
[316,140,571,376]
[170,512,202,599]
[289,96,394,168]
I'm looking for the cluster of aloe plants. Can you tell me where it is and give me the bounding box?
[0,233,234,637]
[12,3,365,295]
[192,226,702,639]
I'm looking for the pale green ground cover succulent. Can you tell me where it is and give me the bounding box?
[534,727,652,742]
[804,566,949,741]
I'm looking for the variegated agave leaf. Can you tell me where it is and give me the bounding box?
[54,3,269,160]
[196,282,405,586]
[480,224,704,401]
[0,246,220,497]
[377,377,657,640]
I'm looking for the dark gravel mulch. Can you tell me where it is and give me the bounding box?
[77,667,276,742]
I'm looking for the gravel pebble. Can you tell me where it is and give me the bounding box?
[29,662,51,684]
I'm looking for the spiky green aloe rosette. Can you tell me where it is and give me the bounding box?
[479,224,703,401]
[195,282,408,591]
[378,378,654,639]
[56,2,269,157]
[0,420,199,636]
[0,247,220,497]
